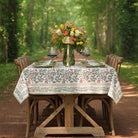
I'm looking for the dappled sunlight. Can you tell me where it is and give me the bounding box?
[122,85,135,90]
[123,91,137,95]
[121,85,138,97]
[123,93,138,97]
[122,64,138,68]
[132,130,138,135]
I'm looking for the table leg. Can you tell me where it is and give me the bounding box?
[64,95,75,127]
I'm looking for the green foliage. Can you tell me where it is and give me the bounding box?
[0,63,17,93]
[0,1,9,63]
[117,0,137,60]
[90,48,105,62]
[0,48,48,93]
[6,0,20,62]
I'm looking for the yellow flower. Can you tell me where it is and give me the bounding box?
[62,37,65,43]
[60,24,63,28]
[80,41,83,45]
[71,28,75,31]
[55,25,58,28]
[76,42,80,45]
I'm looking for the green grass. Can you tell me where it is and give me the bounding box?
[90,49,138,89]
[0,63,18,92]
[0,48,48,93]
[120,62,138,88]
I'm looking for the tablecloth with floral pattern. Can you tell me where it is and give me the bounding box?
[13,62,122,104]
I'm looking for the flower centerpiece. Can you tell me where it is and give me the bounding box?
[49,21,87,66]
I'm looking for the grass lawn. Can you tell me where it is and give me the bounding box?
[120,62,138,88]
[0,49,48,93]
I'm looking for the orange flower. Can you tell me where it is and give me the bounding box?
[80,78,83,83]
[60,27,64,31]
[52,40,56,44]
[62,79,65,83]
[52,34,58,42]
[70,23,74,27]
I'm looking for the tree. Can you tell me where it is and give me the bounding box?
[25,0,35,54]
[7,0,19,62]
[118,0,137,60]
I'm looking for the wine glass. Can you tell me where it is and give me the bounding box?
[48,46,57,60]
[82,47,90,61]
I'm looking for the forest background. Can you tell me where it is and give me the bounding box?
[0,0,138,92]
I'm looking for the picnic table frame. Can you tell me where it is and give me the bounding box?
[34,94,105,137]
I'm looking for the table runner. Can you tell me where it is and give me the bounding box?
[13,62,122,104]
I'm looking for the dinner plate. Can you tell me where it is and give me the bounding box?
[33,60,56,68]
[81,60,105,67]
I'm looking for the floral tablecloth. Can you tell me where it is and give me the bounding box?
[13,62,122,104]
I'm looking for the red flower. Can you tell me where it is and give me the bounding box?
[71,36,77,41]
[71,36,74,40]
[63,31,68,36]
[74,37,77,41]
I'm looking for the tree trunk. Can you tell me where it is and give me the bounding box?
[28,0,34,28]
[95,15,102,55]
[110,0,115,53]
[40,15,45,49]
[7,0,19,62]
[105,2,110,54]
[45,7,49,47]
[25,0,35,54]
[1,35,8,63]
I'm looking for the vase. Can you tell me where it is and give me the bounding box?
[63,45,75,67]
